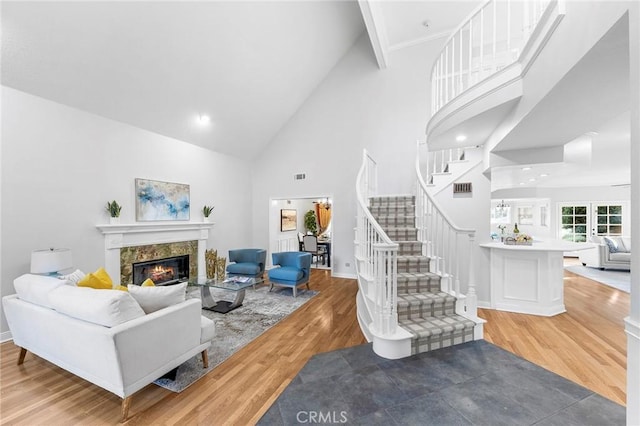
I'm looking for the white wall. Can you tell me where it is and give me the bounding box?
[0,87,253,335]
[251,35,442,278]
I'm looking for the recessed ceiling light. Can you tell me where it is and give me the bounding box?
[197,114,211,125]
[540,173,548,177]
[529,178,536,182]
[456,135,467,142]
[522,167,531,171]
[519,182,525,185]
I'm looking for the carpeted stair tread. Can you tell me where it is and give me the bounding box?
[397,271,441,293]
[397,292,456,320]
[399,315,475,354]
[385,228,418,240]
[397,255,431,273]
[369,195,415,206]
[375,215,416,228]
[396,241,422,256]
[369,206,416,217]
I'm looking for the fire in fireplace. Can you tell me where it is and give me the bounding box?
[132,255,189,286]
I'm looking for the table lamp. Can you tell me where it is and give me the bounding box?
[30,248,73,276]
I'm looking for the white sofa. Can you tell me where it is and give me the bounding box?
[579,236,632,271]
[2,274,215,422]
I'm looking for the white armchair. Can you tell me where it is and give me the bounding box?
[579,236,631,271]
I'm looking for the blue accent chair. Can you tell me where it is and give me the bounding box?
[268,252,311,297]
[226,249,267,278]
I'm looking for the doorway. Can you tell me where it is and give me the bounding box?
[268,196,333,271]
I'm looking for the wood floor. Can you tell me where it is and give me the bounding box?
[0,264,629,425]
[480,258,629,407]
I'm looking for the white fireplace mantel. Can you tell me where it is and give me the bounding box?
[96,222,214,283]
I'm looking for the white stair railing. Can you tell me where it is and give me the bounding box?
[415,141,479,319]
[355,149,399,336]
[420,144,478,184]
[431,0,553,114]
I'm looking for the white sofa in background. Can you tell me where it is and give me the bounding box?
[2,274,215,422]
[579,236,632,271]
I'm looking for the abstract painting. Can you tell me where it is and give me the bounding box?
[135,178,190,221]
[280,209,297,232]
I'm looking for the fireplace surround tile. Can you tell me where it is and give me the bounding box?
[121,242,197,285]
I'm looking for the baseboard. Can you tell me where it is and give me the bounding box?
[477,301,491,310]
[331,272,357,280]
[1,330,13,343]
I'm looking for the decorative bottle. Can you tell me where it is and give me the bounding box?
[513,223,520,234]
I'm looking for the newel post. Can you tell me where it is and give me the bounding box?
[466,232,479,320]
[373,244,398,336]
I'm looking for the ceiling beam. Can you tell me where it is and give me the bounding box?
[357,0,389,69]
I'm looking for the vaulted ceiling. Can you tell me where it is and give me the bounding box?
[1,1,478,159]
[2,1,365,158]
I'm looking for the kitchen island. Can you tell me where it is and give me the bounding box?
[480,240,592,316]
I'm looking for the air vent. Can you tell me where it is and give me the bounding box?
[453,182,472,193]
[294,173,306,180]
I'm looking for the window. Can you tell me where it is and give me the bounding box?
[560,205,588,242]
[595,204,623,236]
[491,206,510,224]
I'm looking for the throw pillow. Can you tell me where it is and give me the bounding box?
[78,267,113,289]
[141,278,155,287]
[116,285,129,292]
[616,237,629,253]
[127,282,187,314]
[13,274,69,309]
[59,269,86,285]
[49,286,145,327]
[603,236,619,253]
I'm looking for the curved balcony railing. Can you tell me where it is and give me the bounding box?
[431,0,552,114]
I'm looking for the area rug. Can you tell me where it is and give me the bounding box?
[565,265,630,293]
[153,285,318,392]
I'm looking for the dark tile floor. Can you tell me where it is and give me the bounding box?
[258,340,625,425]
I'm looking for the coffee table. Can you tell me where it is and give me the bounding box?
[188,276,264,314]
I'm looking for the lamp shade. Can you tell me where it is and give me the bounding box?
[30,248,73,274]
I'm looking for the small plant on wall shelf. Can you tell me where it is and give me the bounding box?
[202,205,214,222]
[106,200,122,224]
[106,200,122,218]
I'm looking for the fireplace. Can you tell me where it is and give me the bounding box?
[132,255,190,286]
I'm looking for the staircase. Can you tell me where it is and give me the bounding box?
[369,195,475,354]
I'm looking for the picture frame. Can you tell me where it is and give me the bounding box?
[135,178,190,221]
[280,209,297,232]
[517,206,534,225]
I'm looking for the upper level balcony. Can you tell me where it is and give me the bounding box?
[427,0,564,151]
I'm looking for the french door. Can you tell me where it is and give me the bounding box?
[559,202,626,242]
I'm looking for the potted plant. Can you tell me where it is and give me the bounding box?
[202,205,214,222]
[304,210,318,236]
[106,200,122,224]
